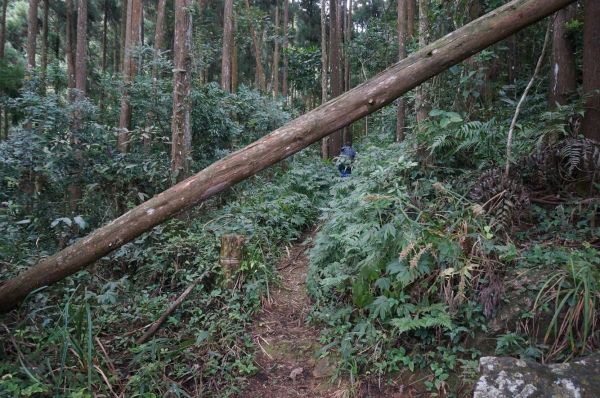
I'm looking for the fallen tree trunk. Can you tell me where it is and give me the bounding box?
[0,0,576,312]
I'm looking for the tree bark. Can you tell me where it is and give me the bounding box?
[76,0,87,97]
[329,0,342,155]
[272,4,280,98]
[320,0,329,159]
[582,0,600,140]
[406,0,415,39]
[221,0,233,92]
[282,0,289,98]
[118,0,143,152]
[415,0,429,125]
[343,0,352,145]
[396,0,407,142]
[0,0,578,312]
[244,0,266,92]
[27,0,39,70]
[232,20,239,92]
[549,4,577,108]
[40,0,48,82]
[65,0,76,91]
[142,0,167,149]
[102,0,109,74]
[0,0,8,59]
[171,0,193,184]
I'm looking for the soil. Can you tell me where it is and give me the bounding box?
[240,231,424,398]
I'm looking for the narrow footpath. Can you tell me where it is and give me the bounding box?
[241,231,423,398]
[242,231,348,398]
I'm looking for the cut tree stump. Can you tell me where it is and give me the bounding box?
[0,0,577,312]
[220,234,245,288]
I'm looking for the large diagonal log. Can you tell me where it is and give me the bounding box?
[0,0,576,312]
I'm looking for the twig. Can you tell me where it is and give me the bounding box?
[136,271,210,345]
[505,19,552,179]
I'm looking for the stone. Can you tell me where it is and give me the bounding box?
[473,354,600,397]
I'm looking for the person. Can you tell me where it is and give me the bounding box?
[337,144,356,177]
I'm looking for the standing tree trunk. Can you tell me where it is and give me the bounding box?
[320,0,329,159]
[119,0,127,72]
[75,0,87,99]
[142,0,167,149]
[549,4,577,108]
[40,0,48,84]
[68,0,87,210]
[171,0,193,184]
[406,0,415,38]
[0,0,7,138]
[0,0,8,59]
[343,0,353,145]
[507,34,518,91]
[396,0,407,142]
[27,0,39,70]
[415,0,429,126]
[282,0,289,98]
[582,0,600,140]
[117,0,143,153]
[102,0,108,74]
[65,0,76,92]
[272,4,280,98]
[244,0,266,92]
[0,0,580,312]
[329,0,343,156]
[232,18,239,92]
[221,0,233,92]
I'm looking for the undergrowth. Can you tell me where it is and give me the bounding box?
[307,128,600,395]
[0,150,335,397]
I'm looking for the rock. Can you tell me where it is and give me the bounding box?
[289,367,303,382]
[474,354,600,398]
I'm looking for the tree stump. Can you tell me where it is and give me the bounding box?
[220,234,245,288]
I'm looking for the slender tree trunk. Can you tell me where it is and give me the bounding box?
[582,0,600,140]
[272,4,280,98]
[40,0,48,83]
[0,0,6,138]
[415,0,429,124]
[329,0,343,155]
[282,0,289,98]
[507,34,518,90]
[320,0,329,159]
[244,0,266,92]
[119,0,127,71]
[0,0,8,59]
[171,0,193,184]
[66,0,76,91]
[0,0,579,312]
[396,0,407,142]
[76,0,87,98]
[118,0,143,152]
[27,0,39,70]
[221,0,233,92]
[549,4,577,108]
[113,20,120,73]
[406,0,415,38]
[343,0,352,144]
[142,0,167,149]
[102,0,108,74]
[232,19,239,92]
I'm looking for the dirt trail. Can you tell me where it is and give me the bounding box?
[242,232,348,398]
[241,232,422,398]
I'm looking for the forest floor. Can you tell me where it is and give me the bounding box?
[242,229,424,398]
